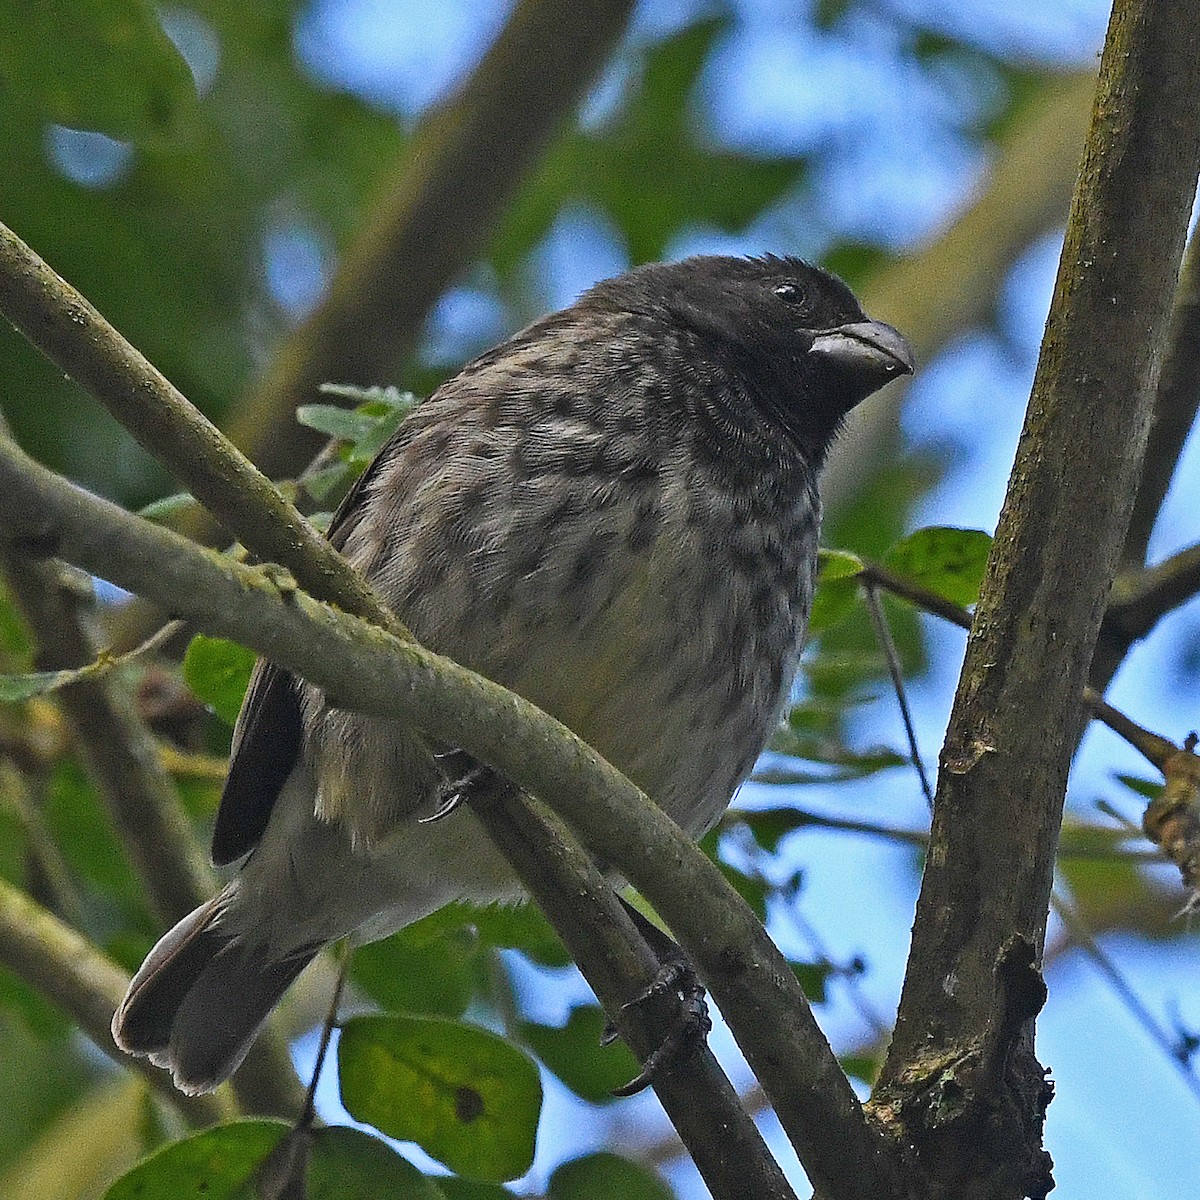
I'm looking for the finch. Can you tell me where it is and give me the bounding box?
[113,254,913,1093]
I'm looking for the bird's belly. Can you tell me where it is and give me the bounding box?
[451,531,808,837]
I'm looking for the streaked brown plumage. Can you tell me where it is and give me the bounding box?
[113,254,913,1093]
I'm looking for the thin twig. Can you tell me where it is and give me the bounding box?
[299,943,352,1132]
[1051,888,1200,1102]
[858,562,1185,773]
[861,580,934,808]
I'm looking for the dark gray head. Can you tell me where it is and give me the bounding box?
[582,253,914,461]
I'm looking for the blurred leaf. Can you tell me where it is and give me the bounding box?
[436,1180,513,1199]
[43,759,153,939]
[519,1005,640,1103]
[104,1119,288,1199]
[548,1152,675,1200]
[338,1014,541,1182]
[305,1127,445,1199]
[813,0,853,29]
[182,635,255,725]
[0,588,32,667]
[767,700,906,779]
[302,463,357,504]
[351,924,475,1018]
[724,858,770,920]
[791,959,834,1003]
[1114,773,1164,802]
[493,20,803,270]
[1058,850,1156,936]
[840,1053,882,1086]
[0,970,70,1042]
[136,492,196,521]
[408,901,570,969]
[883,526,993,608]
[0,0,199,146]
[808,549,864,634]
[823,242,889,290]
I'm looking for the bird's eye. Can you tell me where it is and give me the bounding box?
[773,283,804,303]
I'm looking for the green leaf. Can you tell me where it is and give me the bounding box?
[1113,773,1163,801]
[791,959,834,1003]
[882,526,993,608]
[519,1006,640,1102]
[839,1053,882,1086]
[766,702,907,778]
[808,549,864,634]
[105,1122,444,1200]
[303,462,358,504]
[136,492,196,521]
[104,1119,289,1199]
[349,400,413,462]
[296,403,383,442]
[306,1127,446,1199]
[0,665,102,702]
[0,0,199,147]
[436,1181,514,1199]
[338,1014,542,1182]
[182,635,255,725]
[0,586,32,665]
[298,391,414,464]
[351,924,475,1018]
[407,902,571,969]
[548,1152,675,1200]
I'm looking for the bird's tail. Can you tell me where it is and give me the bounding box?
[112,888,317,1095]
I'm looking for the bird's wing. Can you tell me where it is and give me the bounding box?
[209,439,406,866]
[209,308,590,865]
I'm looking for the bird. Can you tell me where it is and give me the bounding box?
[112,253,913,1094]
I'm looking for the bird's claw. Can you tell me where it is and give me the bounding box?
[606,960,711,1097]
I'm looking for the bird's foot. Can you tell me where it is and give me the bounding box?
[421,762,491,823]
[607,959,712,1097]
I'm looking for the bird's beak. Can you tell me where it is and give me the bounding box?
[808,320,915,385]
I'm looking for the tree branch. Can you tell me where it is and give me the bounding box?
[469,782,799,1200]
[0,544,305,1118]
[0,548,215,927]
[874,1,1200,1193]
[1104,542,1200,645]
[225,0,637,482]
[0,435,900,1200]
[0,876,234,1127]
[0,219,404,639]
[1122,226,1200,568]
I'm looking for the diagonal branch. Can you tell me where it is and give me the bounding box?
[824,71,1095,511]
[0,548,214,927]
[469,783,799,1200]
[0,876,233,1126]
[1102,542,1200,652]
[874,1,1200,1194]
[226,0,637,482]
[0,435,901,1200]
[1121,227,1200,569]
[0,219,404,640]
